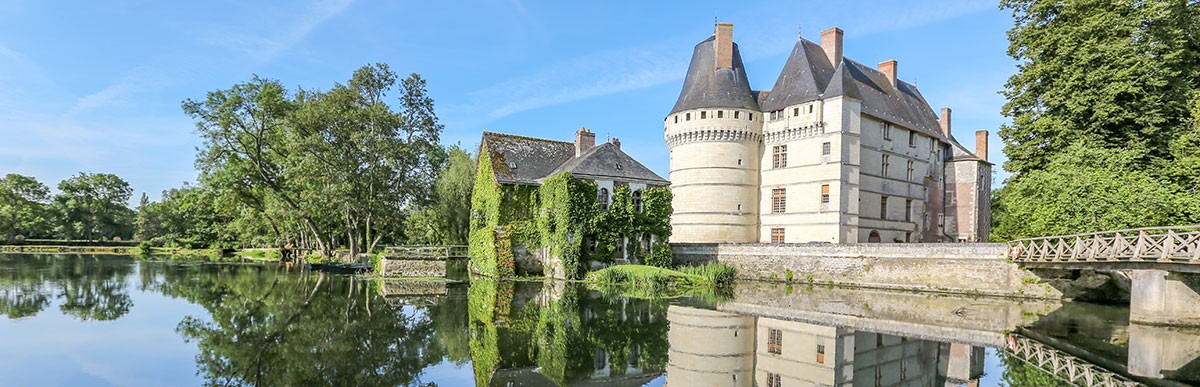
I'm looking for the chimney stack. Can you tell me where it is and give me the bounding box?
[714,23,734,69]
[975,130,989,162]
[611,137,621,151]
[939,107,952,138]
[821,27,843,65]
[879,60,897,87]
[575,128,595,157]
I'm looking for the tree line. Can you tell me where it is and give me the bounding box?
[2,63,475,254]
[992,0,1200,240]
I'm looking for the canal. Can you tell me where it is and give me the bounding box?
[0,254,1194,386]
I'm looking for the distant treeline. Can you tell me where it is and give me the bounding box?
[2,63,475,254]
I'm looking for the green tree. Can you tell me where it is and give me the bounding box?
[992,144,1192,240]
[52,172,135,240]
[0,173,52,240]
[404,145,475,245]
[999,0,1200,176]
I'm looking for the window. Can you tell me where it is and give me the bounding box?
[717,110,724,118]
[673,115,678,124]
[749,113,753,121]
[768,328,782,354]
[880,196,888,219]
[793,107,799,116]
[930,138,937,152]
[771,228,785,243]
[908,130,917,147]
[881,154,890,177]
[820,184,830,204]
[632,190,643,213]
[907,160,915,181]
[817,344,826,364]
[822,142,831,155]
[734,111,740,119]
[686,113,691,121]
[701,111,707,119]
[809,104,814,113]
[598,188,609,211]
[772,145,788,168]
[766,372,781,387]
[883,123,892,140]
[772,188,786,214]
[905,199,912,222]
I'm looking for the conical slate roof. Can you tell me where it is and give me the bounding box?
[759,39,834,112]
[669,36,759,115]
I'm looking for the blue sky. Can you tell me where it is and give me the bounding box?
[0,0,1016,202]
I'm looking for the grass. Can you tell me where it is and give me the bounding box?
[584,262,738,299]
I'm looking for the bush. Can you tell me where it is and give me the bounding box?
[136,241,153,257]
[677,262,738,287]
[645,241,673,268]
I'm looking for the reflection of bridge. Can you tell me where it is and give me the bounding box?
[1010,226,1200,326]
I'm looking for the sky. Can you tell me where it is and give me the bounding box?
[0,0,1018,202]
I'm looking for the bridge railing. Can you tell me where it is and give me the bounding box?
[1006,334,1139,387]
[1008,225,1200,263]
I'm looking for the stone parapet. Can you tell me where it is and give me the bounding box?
[672,242,1061,299]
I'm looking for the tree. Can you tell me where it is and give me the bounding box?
[998,0,1200,176]
[991,144,1193,241]
[0,174,52,240]
[52,172,135,240]
[403,146,475,245]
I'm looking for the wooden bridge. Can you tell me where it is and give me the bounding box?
[1009,225,1200,327]
[1008,225,1200,272]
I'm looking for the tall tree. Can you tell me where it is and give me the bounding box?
[0,174,51,240]
[52,172,135,240]
[404,146,475,245]
[999,0,1200,176]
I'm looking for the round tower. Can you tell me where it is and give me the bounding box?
[665,22,762,243]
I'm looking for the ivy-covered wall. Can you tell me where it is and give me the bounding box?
[471,162,674,279]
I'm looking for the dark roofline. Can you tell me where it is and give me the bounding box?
[482,131,572,146]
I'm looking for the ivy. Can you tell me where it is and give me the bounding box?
[536,173,596,279]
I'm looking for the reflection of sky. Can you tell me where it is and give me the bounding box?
[418,360,476,386]
[980,347,1006,387]
[0,273,207,387]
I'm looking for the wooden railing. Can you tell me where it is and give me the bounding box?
[1008,225,1200,264]
[383,245,468,260]
[1006,334,1139,387]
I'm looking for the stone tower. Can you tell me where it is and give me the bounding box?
[664,23,763,243]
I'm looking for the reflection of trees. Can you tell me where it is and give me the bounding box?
[999,351,1071,387]
[143,262,444,386]
[0,254,133,320]
[469,280,669,386]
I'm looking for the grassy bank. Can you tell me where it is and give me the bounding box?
[584,263,737,300]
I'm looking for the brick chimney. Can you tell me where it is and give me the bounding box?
[975,130,989,162]
[611,137,621,151]
[879,60,897,87]
[575,128,595,157]
[714,23,734,69]
[821,27,843,65]
[939,107,952,138]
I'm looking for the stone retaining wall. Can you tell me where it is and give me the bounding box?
[378,258,446,277]
[672,242,1061,299]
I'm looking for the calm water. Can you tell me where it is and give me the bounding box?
[0,254,1194,386]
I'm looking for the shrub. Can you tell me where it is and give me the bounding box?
[645,241,673,268]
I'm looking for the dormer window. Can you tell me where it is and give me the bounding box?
[508,162,517,169]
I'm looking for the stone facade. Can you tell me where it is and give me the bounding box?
[665,23,992,244]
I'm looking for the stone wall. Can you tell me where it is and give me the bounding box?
[379,258,446,278]
[672,242,1061,299]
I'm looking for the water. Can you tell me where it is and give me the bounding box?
[0,254,1195,386]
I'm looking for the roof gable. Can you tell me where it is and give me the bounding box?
[481,132,574,185]
[545,143,667,184]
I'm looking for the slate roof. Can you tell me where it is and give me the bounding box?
[669,36,760,115]
[545,142,668,184]
[481,132,575,185]
[481,132,667,186]
[758,37,945,140]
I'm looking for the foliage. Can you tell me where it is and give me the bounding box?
[991,144,1194,240]
[677,262,738,287]
[586,263,736,291]
[403,145,475,245]
[998,0,1200,176]
[183,63,445,257]
[0,174,52,240]
[51,172,135,241]
[999,351,1070,386]
[536,173,596,279]
[645,241,673,268]
[468,145,503,277]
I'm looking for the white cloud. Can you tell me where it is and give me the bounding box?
[208,0,357,63]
